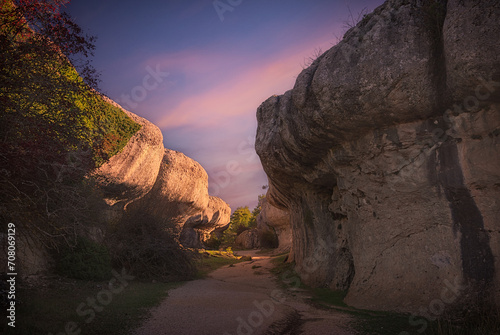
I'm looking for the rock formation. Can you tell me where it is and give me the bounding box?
[233,198,286,250]
[96,104,164,209]
[257,197,291,253]
[97,105,231,248]
[256,0,500,314]
[234,229,261,250]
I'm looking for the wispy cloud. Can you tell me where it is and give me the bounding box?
[154,32,336,130]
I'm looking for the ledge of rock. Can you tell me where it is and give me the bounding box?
[256,0,500,314]
[180,196,231,248]
[94,102,231,249]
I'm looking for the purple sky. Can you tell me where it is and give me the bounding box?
[67,0,384,211]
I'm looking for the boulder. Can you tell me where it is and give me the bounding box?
[256,0,500,314]
[129,149,209,229]
[234,229,260,250]
[129,150,231,248]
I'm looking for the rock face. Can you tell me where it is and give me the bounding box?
[96,106,164,209]
[256,0,500,315]
[234,229,261,250]
[233,198,286,250]
[258,197,291,253]
[180,196,231,248]
[131,149,210,226]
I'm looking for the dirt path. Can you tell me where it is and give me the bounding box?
[133,250,356,335]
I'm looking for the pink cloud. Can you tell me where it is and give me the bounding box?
[154,31,336,130]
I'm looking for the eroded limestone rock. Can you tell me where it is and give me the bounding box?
[256,0,500,314]
[96,103,164,208]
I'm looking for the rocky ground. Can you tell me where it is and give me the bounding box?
[132,250,356,335]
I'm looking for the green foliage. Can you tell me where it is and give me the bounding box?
[0,0,140,248]
[222,206,254,245]
[56,237,112,281]
[213,194,269,248]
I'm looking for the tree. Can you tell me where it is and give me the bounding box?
[249,194,266,226]
[220,207,252,245]
[0,0,138,248]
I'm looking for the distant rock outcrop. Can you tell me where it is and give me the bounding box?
[234,229,261,250]
[256,0,500,314]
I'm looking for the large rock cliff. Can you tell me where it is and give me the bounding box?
[256,0,499,314]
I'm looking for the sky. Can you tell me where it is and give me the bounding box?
[66,0,384,211]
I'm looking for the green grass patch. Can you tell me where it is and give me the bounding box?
[194,250,243,278]
[91,95,142,164]
[1,278,181,335]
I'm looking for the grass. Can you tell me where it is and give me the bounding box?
[1,278,181,335]
[0,250,248,335]
[193,250,245,278]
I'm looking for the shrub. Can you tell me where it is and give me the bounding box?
[108,211,195,281]
[204,234,222,250]
[56,237,112,280]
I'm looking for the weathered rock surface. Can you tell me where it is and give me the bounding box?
[96,102,164,208]
[92,102,230,249]
[234,229,261,250]
[181,196,231,248]
[233,198,286,250]
[129,149,231,248]
[258,197,291,253]
[131,149,209,224]
[256,0,500,314]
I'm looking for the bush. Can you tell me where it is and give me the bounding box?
[204,234,222,250]
[56,237,112,280]
[109,211,195,281]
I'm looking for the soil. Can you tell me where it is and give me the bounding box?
[133,250,357,335]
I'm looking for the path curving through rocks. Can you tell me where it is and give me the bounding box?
[133,250,356,335]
